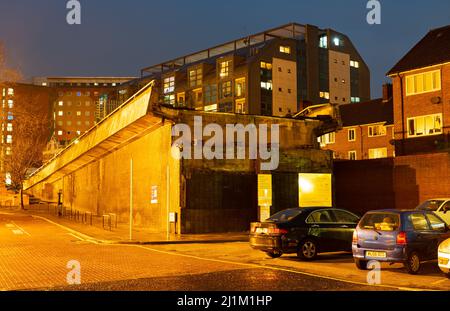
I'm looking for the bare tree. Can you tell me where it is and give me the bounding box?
[1,42,50,208]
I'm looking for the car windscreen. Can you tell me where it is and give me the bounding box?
[268,209,302,222]
[416,200,445,211]
[359,213,400,231]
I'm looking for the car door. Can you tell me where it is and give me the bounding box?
[331,209,360,251]
[305,209,340,252]
[408,212,433,258]
[436,201,450,226]
[424,212,450,260]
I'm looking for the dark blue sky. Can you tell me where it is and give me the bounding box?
[0,0,449,97]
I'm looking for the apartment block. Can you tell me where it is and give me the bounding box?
[110,23,370,117]
[319,85,394,160]
[387,25,450,156]
[33,77,135,146]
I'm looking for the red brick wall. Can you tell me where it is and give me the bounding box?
[394,152,450,209]
[323,124,394,160]
[335,152,450,214]
[392,64,450,155]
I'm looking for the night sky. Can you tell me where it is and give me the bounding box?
[0,0,449,98]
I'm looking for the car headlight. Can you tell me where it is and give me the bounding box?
[439,239,450,254]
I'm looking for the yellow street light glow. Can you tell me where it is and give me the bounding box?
[299,177,314,193]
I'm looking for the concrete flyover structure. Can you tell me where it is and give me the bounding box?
[24,82,333,234]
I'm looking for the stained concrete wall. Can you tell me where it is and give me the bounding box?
[28,123,181,234]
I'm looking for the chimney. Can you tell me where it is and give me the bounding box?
[382,83,393,102]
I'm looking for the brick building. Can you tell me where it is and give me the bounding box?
[0,82,54,185]
[318,85,394,160]
[109,22,370,117]
[33,77,135,146]
[387,25,450,156]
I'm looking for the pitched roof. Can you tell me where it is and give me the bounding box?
[339,98,393,127]
[387,25,450,75]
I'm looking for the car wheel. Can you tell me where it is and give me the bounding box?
[355,259,368,270]
[446,273,450,279]
[404,251,421,275]
[266,251,282,258]
[297,239,318,261]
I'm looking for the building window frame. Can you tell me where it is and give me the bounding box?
[348,151,357,161]
[348,128,356,142]
[163,76,175,94]
[405,69,441,96]
[407,113,443,138]
[369,148,388,159]
[368,124,387,137]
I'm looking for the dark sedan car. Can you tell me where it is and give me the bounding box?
[249,207,360,260]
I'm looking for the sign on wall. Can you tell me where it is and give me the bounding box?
[258,174,272,221]
[298,173,332,207]
[151,185,158,204]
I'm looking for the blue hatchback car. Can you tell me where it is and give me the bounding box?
[352,209,450,274]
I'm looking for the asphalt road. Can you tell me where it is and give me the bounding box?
[0,211,386,291]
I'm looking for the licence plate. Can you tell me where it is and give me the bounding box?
[255,228,268,234]
[366,251,387,258]
[439,257,449,265]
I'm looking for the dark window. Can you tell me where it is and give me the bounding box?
[307,210,334,223]
[268,209,302,222]
[333,210,359,224]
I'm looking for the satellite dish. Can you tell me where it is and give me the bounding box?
[431,97,441,104]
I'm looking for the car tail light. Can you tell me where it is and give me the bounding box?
[268,228,288,235]
[352,231,358,244]
[397,232,407,245]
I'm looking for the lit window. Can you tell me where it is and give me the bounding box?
[368,124,387,137]
[369,148,387,159]
[76,92,81,97]
[219,61,231,78]
[7,88,14,96]
[319,91,330,100]
[5,147,11,156]
[407,114,442,137]
[6,123,12,132]
[58,101,63,106]
[261,81,273,90]
[351,97,360,103]
[350,60,359,68]
[348,128,356,141]
[260,62,273,70]
[76,131,81,135]
[164,94,176,106]
[163,76,175,94]
[7,112,13,120]
[318,132,335,146]
[7,100,13,109]
[333,37,341,46]
[405,70,441,96]
[235,99,246,114]
[279,46,291,54]
[189,69,202,88]
[319,35,328,48]
[6,135,12,144]
[76,111,81,116]
[112,83,116,87]
[58,111,63,116]
[220,81,232,99]
[235,78,246,97]
[204,104,218,112]
[348,151,357,161]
